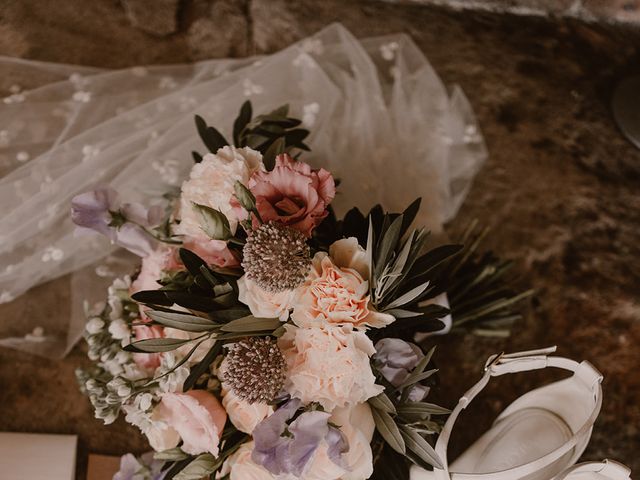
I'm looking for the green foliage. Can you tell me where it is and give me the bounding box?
[192,101,310,169]
[428,220,534,336]
[368,346,449,472]
[192,203,232,240]
[313,199,532,339]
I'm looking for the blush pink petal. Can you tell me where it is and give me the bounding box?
[132,325,164,371]
[183,237,240,268]
[157,390,227,456]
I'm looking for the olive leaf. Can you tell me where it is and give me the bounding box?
[173,454,217,480]
[369,393,397,414]
[372,407,406,455]
[220,316,281,333]
[146,310,218,333]
[398,424,443,470]
[124,337,193,353]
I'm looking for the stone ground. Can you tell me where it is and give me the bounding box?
[1,0,640,478]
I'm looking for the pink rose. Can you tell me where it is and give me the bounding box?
[155,390,227,456]
[183,237,240,268]
[291,238,394,329]
[132,325,164,371]
[222,388,274,434]
[248,154,335,237]
[278,324,383,411]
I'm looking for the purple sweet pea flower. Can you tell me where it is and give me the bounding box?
[71,187,161,257]
[252,399,349,476]
[113,452,165,480]
[71,187,118,237]
[325,423,349,466]
[374,338,430,402]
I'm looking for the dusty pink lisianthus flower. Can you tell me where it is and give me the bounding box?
[291,238,394,329]
[248,154,335,237]
[155,390,227,456]
[132,325,164,371]
[183,237,240,269]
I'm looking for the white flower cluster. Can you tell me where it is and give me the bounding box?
[77,276,172,426]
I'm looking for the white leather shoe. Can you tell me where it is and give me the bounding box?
[555,460,631,480]
[410,347,608,480]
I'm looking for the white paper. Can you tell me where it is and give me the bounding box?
[0,432,77,480]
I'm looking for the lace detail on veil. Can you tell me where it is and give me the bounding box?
[0,23,486,357]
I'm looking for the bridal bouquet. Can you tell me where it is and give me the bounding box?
[75,103,528,480]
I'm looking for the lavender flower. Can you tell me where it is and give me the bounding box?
[71,187,163,257]
[373,338,430,401]
[113,452,165,480]
[252,399,348,476]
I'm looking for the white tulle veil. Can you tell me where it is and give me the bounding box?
[0,23,486,358]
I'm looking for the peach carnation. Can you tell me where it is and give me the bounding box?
[291,238,394,329]
[238,275,295,321]
[278,323,383,411]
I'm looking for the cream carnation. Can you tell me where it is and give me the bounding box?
[176,146,264,239]
[222,388,274,434]
[291,238,394,329]
[238,275,295,321]
[278,324,383,410]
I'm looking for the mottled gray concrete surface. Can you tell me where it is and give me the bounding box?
[1,0,639,478]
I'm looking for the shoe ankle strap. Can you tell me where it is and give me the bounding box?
[433,346,603,480]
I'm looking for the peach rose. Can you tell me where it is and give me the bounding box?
[155,390,227,456]
[222,388,274,434]
[238,275,295,321]
[132,325,164,371]
[224,441,276,480]
[247,154,335,237]
[278,324,383,411]
[291,238,394,330]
